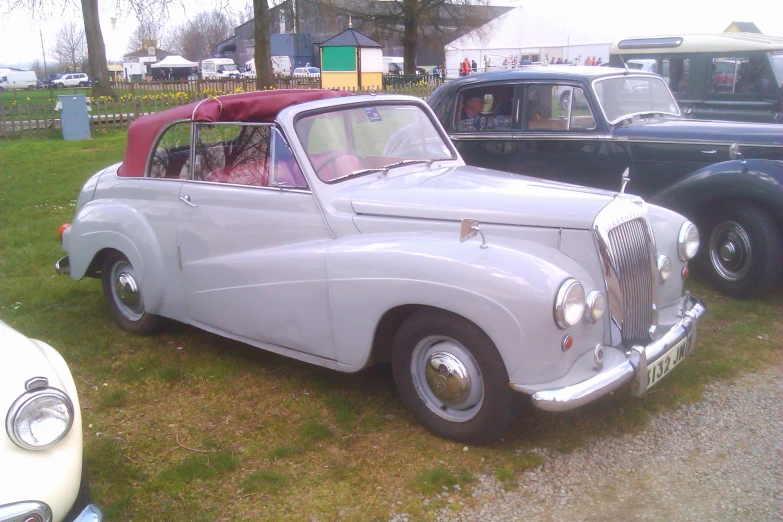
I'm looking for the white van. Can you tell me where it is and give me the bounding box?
[243,56,292,78]
[0,69,38,91]
[201,58,239,79]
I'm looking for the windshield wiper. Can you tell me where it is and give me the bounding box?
[381,159,434,171]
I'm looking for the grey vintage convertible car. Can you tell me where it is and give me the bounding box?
[55,90,704,444]
[428,67,783,299]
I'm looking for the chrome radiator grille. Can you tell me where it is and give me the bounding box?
[607,218,655,346]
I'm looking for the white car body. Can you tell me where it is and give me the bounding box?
[0,321,102,522]
[201,58,239,79]
[54,73,90,88]
[292,67,320,77]
[0,69,37,90]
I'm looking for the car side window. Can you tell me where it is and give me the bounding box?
[193,123,307,189]
[455,86,514,132]
[661,58,689,94]
[524,84,594,131]
[147,122,192,179]
[710,56,776,98]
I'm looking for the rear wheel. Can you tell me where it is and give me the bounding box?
[704,203,782,299]
[78,81,87,87]
[101,252,169,335]
[391,309,520,445]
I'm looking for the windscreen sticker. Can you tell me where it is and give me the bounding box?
[364,107,382,122]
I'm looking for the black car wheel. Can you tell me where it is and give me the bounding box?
[391,309,520,445]
[560,91,570,110]
[101,252,169,335]
[78,81,87,87]
[704,203,782,299]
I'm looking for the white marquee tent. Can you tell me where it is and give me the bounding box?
[445,5,611,77]
[150,55,199,69]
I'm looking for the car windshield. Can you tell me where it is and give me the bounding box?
[219,64,237,72]
[771,53,783,85]
[307,68,320,74]
[295,103,455,183]
[593,75,680,123]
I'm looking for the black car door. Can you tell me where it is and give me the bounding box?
[448,83,516,173]
[509,82,622,191]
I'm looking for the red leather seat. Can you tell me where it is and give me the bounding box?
[205,158,270,187]
[317,154,363,182]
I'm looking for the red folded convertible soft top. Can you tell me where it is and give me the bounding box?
[118,89,349,177]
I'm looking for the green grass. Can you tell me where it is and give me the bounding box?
[0,131,780,520]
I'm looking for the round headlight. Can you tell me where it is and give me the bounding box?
[584,290,606,323]
[6,388,74,450]
[554,279,585,329]
[657,254,672,283]
[678,222,700,261]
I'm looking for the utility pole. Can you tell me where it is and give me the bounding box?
[40,29,49,79]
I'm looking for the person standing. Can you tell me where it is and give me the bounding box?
[471,59,477,74]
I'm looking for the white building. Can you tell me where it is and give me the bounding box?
[445,5,611,78]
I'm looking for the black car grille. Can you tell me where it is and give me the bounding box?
[607,218,655,346]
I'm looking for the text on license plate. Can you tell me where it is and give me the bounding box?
[646,337,689,392]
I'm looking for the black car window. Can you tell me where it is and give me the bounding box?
[524,84,594,131]
[147,122,192,179]
[710,56,776,98]
[661,58,689,94]
[455,86,514,132]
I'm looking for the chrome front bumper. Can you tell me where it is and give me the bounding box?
[510,295,706,412]
[0,502,101,522]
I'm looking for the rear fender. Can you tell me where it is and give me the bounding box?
[649,159,783,222]
[63,202,166,313]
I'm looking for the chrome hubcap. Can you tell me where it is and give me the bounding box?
[709,221,752,282]
[411,336,484,422]
[111,261,144,321]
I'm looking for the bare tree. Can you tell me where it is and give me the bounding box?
[50,20,87,72]
[126,17,165,54]
[253,0,273,88]
[3,0,175,96]
[168,9,235,62]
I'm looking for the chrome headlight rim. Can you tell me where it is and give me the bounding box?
[677,221,700,261]
[5,387,75,451]
[554,278,586,329]
[584,290,606,323]
[657,254,672,283]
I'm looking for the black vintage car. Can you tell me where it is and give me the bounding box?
[428,67,783,298]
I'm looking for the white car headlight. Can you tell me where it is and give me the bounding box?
[5,387,74,450]
[554,278,585,329]
[584,290,606,323]
[678,221,700,261]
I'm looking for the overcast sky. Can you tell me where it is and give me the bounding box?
[1,0,782,67]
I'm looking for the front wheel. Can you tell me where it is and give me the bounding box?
[101,252,169,335]
[392,309,520,445]
[704,203,782,299]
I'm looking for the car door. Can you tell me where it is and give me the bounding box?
[509,82,620,191]
[449,83,516,172]
[176,122,336,359]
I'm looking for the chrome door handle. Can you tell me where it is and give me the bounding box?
[700,150,717,154]
[179,195,197,207]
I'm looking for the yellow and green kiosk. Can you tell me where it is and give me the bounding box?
[319,28,383,90]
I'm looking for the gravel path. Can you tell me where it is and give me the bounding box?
[425,367,782,522]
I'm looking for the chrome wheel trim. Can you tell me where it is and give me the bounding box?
[410,335,484,423]
[110,261,144,321]
[709,220,752,282]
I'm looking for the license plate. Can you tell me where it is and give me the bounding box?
[646,337,689,391]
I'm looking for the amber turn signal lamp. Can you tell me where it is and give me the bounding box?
[58,223,70,240]
[682,266,689,280]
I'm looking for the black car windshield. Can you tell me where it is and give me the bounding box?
[295,104,454,183]
[593,75,680,124]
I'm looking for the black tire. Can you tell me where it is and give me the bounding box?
[703,203,782,299]
[391,309,520,445]
[101,251,169,335]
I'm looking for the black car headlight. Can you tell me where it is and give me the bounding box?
[6,387,74,450]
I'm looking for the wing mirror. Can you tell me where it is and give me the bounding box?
[460,219,488,249]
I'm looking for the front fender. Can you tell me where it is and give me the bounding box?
[63,201,167,314]
[326,233,604,385]
[649,159,783,222]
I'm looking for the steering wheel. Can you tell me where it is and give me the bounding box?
[313,152,361,179]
